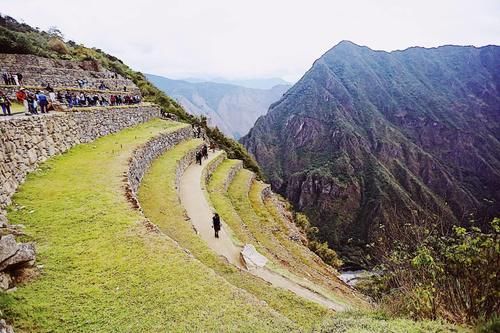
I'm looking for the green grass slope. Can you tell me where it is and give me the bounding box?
[0,120,290,332]
[224,168,358,308]
[138,143,333,331]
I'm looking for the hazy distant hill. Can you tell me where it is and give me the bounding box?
[147,74,290,138]
[181,77,291,89]
[242,41,500,267]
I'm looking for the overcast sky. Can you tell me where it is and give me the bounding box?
[1,0,499,82]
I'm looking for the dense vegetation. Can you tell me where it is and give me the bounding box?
[0,14,261,176]
[359,218,499,325]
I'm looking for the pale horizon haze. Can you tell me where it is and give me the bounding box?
[1,0,499,82]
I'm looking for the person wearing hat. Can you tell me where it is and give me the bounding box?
[16,88,29,115]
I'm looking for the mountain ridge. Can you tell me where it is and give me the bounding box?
[242,41,500,267]
[147,73,290,138]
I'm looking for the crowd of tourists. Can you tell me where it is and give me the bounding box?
[195,142,216,165]
[64,92,141,108]
[2,72,23,86]
[14,89,51,115]
[10,86,142,116]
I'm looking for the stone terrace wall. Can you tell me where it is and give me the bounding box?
[223,160,243,191]
[0,53,138,93]
[126,125,193,209]
[0,105,160,212]
[201,151,226,185]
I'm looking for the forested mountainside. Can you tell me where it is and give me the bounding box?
[146,74,289,138]
[242,41,500,267]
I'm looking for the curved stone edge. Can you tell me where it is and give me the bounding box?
[222,160,244,192]
[125,124,192,211]
[201,150,227,184]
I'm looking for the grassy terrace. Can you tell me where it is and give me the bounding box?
[0,120,291,332]
[226,169,356,308]
[207,161,464,332]
[207,159,257,247]
[248,180,362,305]
[138,143,332,331]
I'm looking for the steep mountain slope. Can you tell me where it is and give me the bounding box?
[147,74,289,138]
[242,41,500,267]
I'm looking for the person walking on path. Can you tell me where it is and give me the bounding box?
[210,142,216,153]
[195,151,202,165]
[212,213,221,238]
[202,144,208,160]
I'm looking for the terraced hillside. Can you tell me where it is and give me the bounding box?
[0,120,299,331]
[0,113,467,332]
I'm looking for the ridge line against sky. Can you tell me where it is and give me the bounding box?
[1,0,499,82]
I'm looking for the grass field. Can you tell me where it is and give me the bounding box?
[0,120,295,332]
[138,142,333,331]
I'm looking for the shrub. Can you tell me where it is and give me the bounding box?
[308,240,343,268]
[365,218,500,325]
[293,213,342,269]
[47,37,68,54]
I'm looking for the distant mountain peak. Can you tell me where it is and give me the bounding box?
[242,43,500,267]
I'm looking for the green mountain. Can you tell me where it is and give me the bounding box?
[146,74,290,138]
[241,41,500,267]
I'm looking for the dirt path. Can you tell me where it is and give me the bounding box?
[179,150,346,311]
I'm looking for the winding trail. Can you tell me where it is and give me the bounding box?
[179,150,346,311]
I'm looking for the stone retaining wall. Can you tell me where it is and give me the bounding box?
[223,160,243,191]
[201,151,227,185]
[0,105,160,213]
[0,54,137,92]
[126,125,193,209]
[261,184,273,200]
[175,145,205,193]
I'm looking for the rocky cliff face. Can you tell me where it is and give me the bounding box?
[146,74,289,138]
[242,41,500,267]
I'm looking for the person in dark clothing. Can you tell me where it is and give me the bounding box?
[16,73,23,85]
[195,151,202,165]
[0,92,12,116]
[202,144,208,160]
[212,213,221,238]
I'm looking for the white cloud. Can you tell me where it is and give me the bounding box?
[1,0,499,81]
